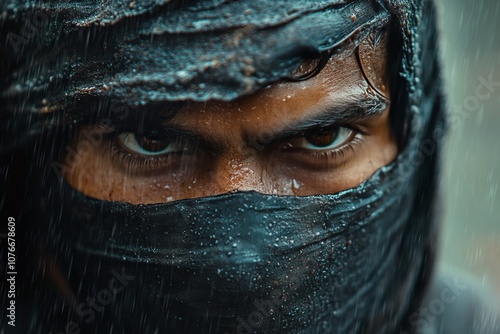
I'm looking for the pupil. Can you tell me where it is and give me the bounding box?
[137,135,169,152]
[305,128,339,147]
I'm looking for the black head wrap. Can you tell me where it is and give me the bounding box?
[2,0,401,151]
[0,0,446,333]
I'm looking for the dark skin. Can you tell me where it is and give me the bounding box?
[63,33,397,204]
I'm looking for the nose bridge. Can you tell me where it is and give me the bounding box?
[209,150,265,194]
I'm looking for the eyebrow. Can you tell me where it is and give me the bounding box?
[266,95,389,143]
[101,94,389,150]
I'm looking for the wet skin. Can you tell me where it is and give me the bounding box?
[63,33,397,204]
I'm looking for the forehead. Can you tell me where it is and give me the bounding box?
[2,0,394,143]
[170,35,390,133]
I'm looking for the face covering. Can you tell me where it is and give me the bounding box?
[35,150,416,333]
[1,0,446,333]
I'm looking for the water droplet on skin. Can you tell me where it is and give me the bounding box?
[292,179,301,195]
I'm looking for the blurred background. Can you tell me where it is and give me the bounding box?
[437,0,500,293]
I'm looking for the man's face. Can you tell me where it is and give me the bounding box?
[63,34,396,204]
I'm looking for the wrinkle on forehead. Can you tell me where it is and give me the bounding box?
[168,36,390,146]
[0,0,396,154]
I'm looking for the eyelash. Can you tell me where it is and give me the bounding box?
[280,130,365,167]
[108,135,195,175]
[105,124,367,173]
[307,137,361,158]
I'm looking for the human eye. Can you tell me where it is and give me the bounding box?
[109,129,199,176]
[117,132,189,156]
[279,125,365,169]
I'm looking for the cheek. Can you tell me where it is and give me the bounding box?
[63,138,398,203]
[276,144,396,196]
[62,143,244,203]
[278,124,397,195]
[62,107,398,203]
[62,144,178,203]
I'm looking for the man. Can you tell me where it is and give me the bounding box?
[0,0,498,333]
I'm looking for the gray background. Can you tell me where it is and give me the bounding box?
[437,0,500,293]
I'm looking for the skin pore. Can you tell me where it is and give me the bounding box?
[63,33,397,204]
